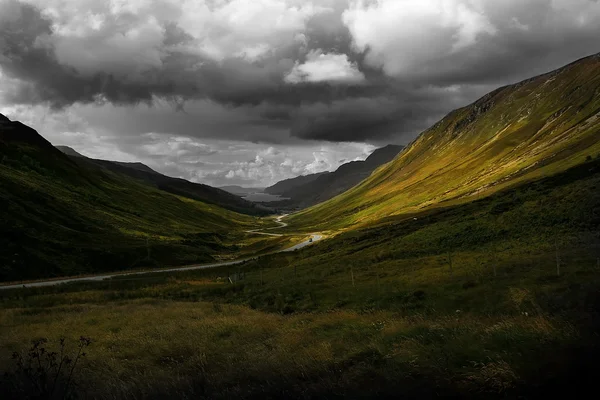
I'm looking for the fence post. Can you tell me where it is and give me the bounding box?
[555,239,561,276]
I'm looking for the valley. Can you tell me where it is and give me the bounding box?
[0,214,323,290]
[1,53,600,399]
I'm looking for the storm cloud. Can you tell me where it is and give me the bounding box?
[1,0,600,185]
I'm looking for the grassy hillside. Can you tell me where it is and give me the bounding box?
[0,115,279,282]
[55,146,271,216]
[1,158,598,398]
[289,53,600,231]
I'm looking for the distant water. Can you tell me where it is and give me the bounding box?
[242,192,290,202]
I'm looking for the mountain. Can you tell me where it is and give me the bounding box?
[111,161,159,174]
[265,172,330,195]
[55,145,87,158]
[290,53,600,230]
[57,145,159,174]
[1,115,58,151]
[55,146,269,216]
[219,185,265,196]
[0,114,271,281]
[268,145,403,209]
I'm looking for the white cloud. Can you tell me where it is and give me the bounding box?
[22,0,333,68]
[285,50,365,84]
[342,0,496,77]
[342,0,600,80]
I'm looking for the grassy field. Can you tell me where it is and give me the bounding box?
[288,54,600,232]
[1,159,598,398]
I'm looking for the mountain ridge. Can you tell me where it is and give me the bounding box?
[1,115,64,153]
[219,185,265,196]
[53,145,269,216]
[0,114,275,281]
[265,172,330,195]
[289,52,600,230]
[268,144,404,209]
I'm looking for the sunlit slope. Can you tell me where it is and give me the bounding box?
[289,53,600,230]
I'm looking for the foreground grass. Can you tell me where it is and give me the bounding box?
[0,298,591,399]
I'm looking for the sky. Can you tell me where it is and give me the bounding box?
[1,0,599,187]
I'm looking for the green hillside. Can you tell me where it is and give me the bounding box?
[0,114,278,282]
[289,53,600,231]
[55,146,272,216]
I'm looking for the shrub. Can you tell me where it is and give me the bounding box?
[2,336,92,399]
[462,280,478,290]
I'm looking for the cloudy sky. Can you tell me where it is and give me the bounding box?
[1,0,599,187]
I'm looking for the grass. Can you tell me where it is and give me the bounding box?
[288,53,600,231]
[1,300,590,399]
[1,158,599,398]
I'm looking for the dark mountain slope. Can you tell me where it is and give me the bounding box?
[0,114,271,281]
[265,172,330,195]
[273,145,403,209]
[55,145,87,158]
[55,146,270,216]
[219,186,265,196]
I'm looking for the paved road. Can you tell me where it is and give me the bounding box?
[0,215,322,290]
[283,234,322,252]
[244,214,288,237]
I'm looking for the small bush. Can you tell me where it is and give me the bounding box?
[2,336,92,399]
[413,290,426,300]
[462,280,478,290]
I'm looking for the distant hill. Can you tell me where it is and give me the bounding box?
[267,145,403,209]
[55,146,269,216]
[265,172,330,195]
[55,145,87,158]
[57,145,161,175]
[112,161,159,174]
[289,52,600,230]
[219,185,265,196]
[0,114,271,281]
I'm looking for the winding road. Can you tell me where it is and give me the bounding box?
[244,214,288,237]
[0,215,323,290]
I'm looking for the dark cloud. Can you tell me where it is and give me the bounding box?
[1,0,600,147]
[290,97,397,141]
[0,3,195,107]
